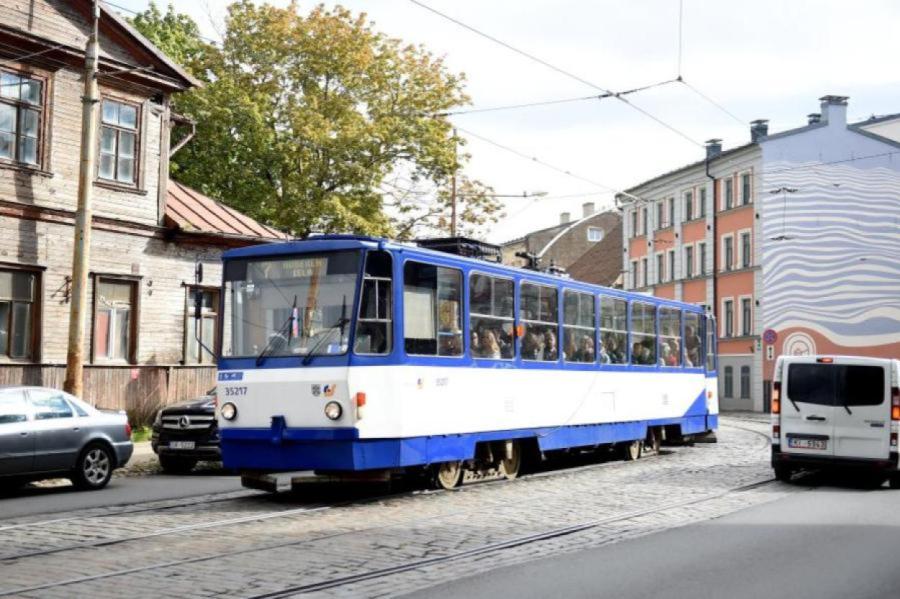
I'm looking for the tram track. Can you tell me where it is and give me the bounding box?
[0,422,780,597]
[0,420,769,564]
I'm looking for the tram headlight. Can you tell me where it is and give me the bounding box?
[221,402,237,421]
[324,401,342,421]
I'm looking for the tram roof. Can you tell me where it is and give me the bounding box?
[222,235,705,312]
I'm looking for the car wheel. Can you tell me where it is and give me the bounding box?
[159,455,198,474]
[72,443,114,490]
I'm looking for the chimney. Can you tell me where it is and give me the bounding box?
[750,119,769,142]
[705,139,722,160]
[582,202,595,218]
[819,95,848,127]
[807,113,822,125]
[560,211,571,225]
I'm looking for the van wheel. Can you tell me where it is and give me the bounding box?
[622,440,642,461]
[71,443,114,490]
[773,465,792,482]
[889,474,900,490]
[159,455,198,474]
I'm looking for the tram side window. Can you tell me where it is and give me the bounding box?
[684,312,702,367]
[563,290,595,363]
[469,274,514,360]
[630,302,657,365]
[520,283,558,362]
[355,251,392,355]
[599,296,627,364]
[403,262,462,356]
[659,307,682,367]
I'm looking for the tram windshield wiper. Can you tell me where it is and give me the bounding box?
[301,296,348,365]
[256,295,299,367]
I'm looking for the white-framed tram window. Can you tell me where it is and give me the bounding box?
[563,289,596,363]
[402,261,462,357]
[659,306,682,367]
[599,295,627,364]
[354,250,393,355]
[630,301,657,366]
[519,282,559,362]
[469,272,514,360]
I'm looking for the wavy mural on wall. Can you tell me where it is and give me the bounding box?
[761,162,900,347]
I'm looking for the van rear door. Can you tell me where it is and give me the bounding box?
[831,359,890,460]
[782,360,835,457]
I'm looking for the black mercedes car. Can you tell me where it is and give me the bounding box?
[151,388,219,474]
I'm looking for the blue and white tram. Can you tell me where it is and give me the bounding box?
[215,235,718,489]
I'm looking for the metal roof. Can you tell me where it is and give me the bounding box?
[165,181,288,241]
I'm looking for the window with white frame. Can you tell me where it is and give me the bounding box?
[0,70,44,167]
[667,197,675,227]
[0,269,38,360]
[722,235,734,271]
[94,278,137,363]
[740,365,751,398]
[587,226,603,242]
[667,249,676,282]
[630,260,638,288]
[699,187,707,217]
[656,201,664,230]
[641,257,648,287]
[630,210,637,238]
[641,207,648,235]
[740,231,751,268]
[655,252,664,285]
[684,245,694,278]
[741,296,752,336]
[684,190,694,221]
[185,287,218,364]
[741,172,751,205]
[723,177,733,210]
[723,298,734,338]
[99,99,139,184]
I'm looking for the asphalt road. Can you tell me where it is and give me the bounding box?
[407,480,900,599]
[0,471,244,520]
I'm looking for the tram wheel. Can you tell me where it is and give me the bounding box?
[622,439,642,461]
[500,441,522,480]
[644,429,661,455]
[434,461,464,490]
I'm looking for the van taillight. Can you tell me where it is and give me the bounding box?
[891,387,899,421]
[772,382,781,415]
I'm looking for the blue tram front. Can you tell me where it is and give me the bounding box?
[215,235,718,489]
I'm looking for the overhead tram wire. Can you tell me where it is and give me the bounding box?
[409,0,704,148]
[0,44,68,68]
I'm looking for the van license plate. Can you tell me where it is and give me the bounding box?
[788,438,827,450]
[169,441,195,450]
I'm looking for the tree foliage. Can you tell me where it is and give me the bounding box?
[131,1,501,239]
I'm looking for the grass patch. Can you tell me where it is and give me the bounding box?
[131,426,153,443]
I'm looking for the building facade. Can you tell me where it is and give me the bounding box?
[621,95,900,412]
[501,202,621,283]
[0,1,284,419]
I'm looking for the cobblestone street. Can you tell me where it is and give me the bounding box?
[0,416,790,599]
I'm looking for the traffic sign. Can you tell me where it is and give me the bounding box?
[762,328,777,344]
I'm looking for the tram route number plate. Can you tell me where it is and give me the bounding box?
[168,441,195,450]
[788,437,827,450]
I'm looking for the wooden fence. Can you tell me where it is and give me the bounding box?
[0,364,217,425]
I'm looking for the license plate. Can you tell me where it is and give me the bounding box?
[168,441,195,450]
[788,438,827,450]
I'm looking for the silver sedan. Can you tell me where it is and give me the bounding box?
[0,386,133,490]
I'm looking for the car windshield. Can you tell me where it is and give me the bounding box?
[223,251,361,359]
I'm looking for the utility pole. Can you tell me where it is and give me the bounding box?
[450,128,457,237]
[64,0,100,397]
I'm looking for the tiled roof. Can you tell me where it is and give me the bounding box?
[165,181,288,240]
[566,221,624,287]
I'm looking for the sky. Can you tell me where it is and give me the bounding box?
[112,0,900,244]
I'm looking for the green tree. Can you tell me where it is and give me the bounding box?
[131,1,497,238]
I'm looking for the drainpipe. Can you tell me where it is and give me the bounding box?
[704,139,721,328]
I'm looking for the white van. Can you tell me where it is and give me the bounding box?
[771,355,900,487]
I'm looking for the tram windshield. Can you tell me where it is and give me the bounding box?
[223,251,361,359]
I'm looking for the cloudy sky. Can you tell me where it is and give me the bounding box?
[113,0,900,243]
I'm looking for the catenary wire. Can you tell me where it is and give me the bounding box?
[409,0,704,148]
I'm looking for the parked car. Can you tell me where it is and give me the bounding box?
[151,388,219,473]
[772,355,900,487]
[0,386,133,490]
